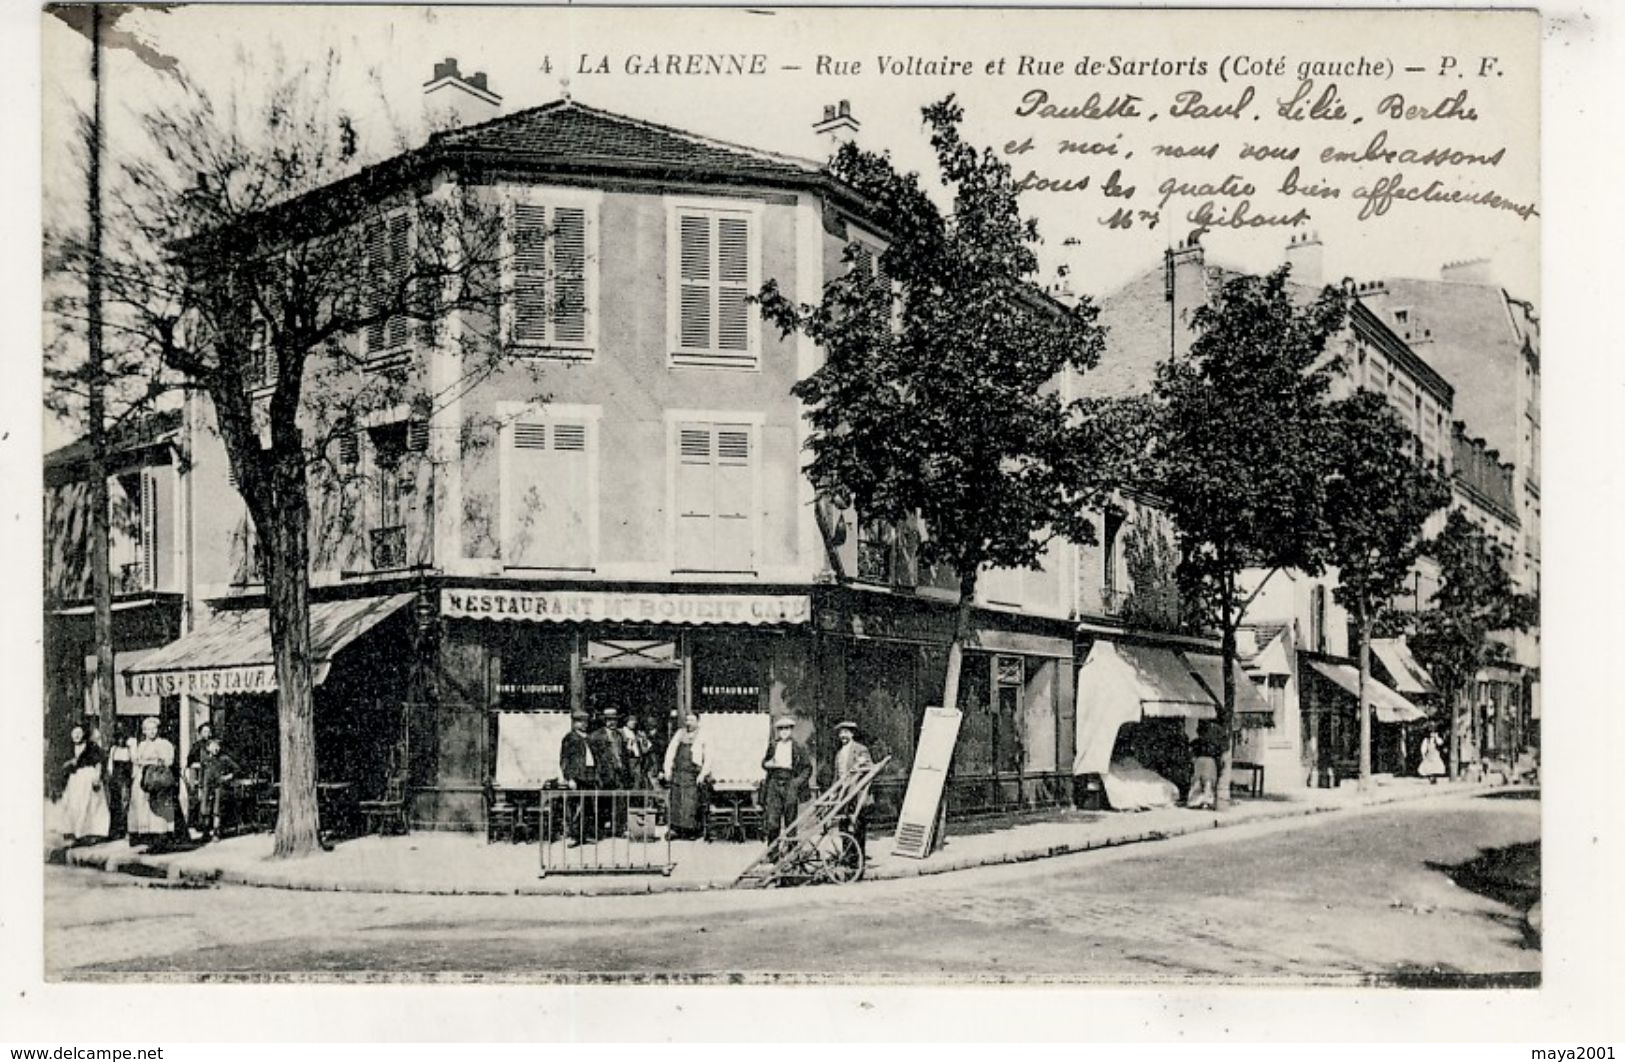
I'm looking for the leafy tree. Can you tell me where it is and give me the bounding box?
[1407,509,1538,777]
[47,56,519,857]
[1118,515,1187,634]
[758,96,1110,712]
[1321,390,1452,789]
[1147,265,1348,807]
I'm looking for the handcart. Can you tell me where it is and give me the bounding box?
[733,756,890,889]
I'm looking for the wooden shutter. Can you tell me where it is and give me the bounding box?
[385,215,411,349]
[716,216,751,353]
[675,425,714,569]
[363,219,388,354]
[678,215,712,351]
[714,427,753,568]
[139,470,157,591]
[512,203,550,344]
[507,421,591,569]
[552,207,587,344]
[365,215,410,356]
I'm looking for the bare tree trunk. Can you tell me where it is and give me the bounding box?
[931,568,977,853]
[87,6,116,748]
[264,452,321,859]
[1356,614,1373,792]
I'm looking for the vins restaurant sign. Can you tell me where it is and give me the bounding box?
[440,589,812,626]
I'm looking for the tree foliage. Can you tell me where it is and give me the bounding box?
[45,54,527,857]
[1407,509,1539,766]
[1150,266,1349,630]
[759,96,1110,586]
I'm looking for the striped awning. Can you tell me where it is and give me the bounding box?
[1309,661,1429,724]
[1114,644,1218,720]
[123,594,414,698]
[1372,639,1436,696]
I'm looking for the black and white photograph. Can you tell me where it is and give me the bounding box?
[8,0,1619,1040]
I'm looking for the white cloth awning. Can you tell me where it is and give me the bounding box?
[441,588,810,626]
[1308,661,1429,724]
[123,594,414,698]
[1072,641,1217,777]
[1372,639,1436,696]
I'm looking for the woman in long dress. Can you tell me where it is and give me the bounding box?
[662,713,709,839]
[128,716,177,848]
[60,724,110,844]
[1418,729,1447,783]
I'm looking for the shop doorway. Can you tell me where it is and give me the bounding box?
[584,667,680,753]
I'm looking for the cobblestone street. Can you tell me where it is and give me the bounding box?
[45,791,1540,983]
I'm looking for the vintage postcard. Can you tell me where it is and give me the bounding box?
[30,1,1557,1010]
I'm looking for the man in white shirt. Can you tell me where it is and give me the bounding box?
[760,715,811,849]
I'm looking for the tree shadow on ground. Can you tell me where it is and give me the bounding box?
[1427,839,1541,950]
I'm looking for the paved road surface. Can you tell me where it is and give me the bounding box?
[44,791,1539,983]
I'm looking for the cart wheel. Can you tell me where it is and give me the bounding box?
[820,830,865,885]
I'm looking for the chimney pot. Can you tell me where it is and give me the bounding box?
[838,99,851,116]
[823,105,836,121]
[469,72,488,91]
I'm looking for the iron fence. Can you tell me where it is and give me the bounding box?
[537,788,676,877]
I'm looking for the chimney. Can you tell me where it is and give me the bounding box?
[1164,234,1207,359]
[812,99,861,155]
[423,56,502,133]
[1284,231,1324,287]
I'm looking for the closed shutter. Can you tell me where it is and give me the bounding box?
[364,214,412,356]
[714,428,753,566]
[506,421,591,569]
[678,216,712,351]
[675,211,754,361]
[674,425,714,570]
[552,207,587,344]
[511,203,590,349]
[674,423,754,572]
[716,217,751,353]
[512,204,550,345]
[139,470,157,591]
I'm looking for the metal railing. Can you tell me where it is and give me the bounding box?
[537,789,675,877]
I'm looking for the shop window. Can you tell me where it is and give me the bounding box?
[494,632,572,712]
[691,635,766,714]
[673,421,756,573]
[994,655,1024,775]
[504,416,595,570]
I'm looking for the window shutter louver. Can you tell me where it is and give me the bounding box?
[512,203,550,345]
[716,217,751,352]
[363,219,388,354]
[139,471,157,591]
[513,422,548,450]
[385,215,412,350]
[552,207,588,344]
[678,215,713,350]
[506,419,591,569]
[713,427,753,567]
[406,418,430,453]
[674,423,754,572]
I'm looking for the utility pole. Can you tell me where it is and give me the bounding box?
[86,5,116,747]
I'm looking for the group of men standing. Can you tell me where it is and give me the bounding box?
[558,706,656,792]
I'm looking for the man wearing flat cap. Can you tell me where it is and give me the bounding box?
[559,709,599,842]
[834,720,875,856]
[760,715,811,849]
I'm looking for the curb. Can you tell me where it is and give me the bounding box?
[53,781,1516,897]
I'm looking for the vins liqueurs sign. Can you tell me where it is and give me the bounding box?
[440,589,813,626]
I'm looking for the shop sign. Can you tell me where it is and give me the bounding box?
[127,665,277,698]
[441,589,812,626]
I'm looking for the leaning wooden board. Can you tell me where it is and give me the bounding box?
[891,707,962,859]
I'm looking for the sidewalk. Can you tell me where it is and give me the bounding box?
[50,776,1513,897]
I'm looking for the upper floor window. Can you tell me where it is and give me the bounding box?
[668,201,760,369]
[1309,584,1328,654]
[504,193,599,356]
[672,419,757,572]
[503,410,598,571]
[363,212,414,364]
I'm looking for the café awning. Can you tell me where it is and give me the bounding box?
[1308,660,1429,724]
[1073,641,1217,777]
[1182,651,1274,719]
[1371,638,1436,696]
[440,588,810,626]
[123,594,415,698]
